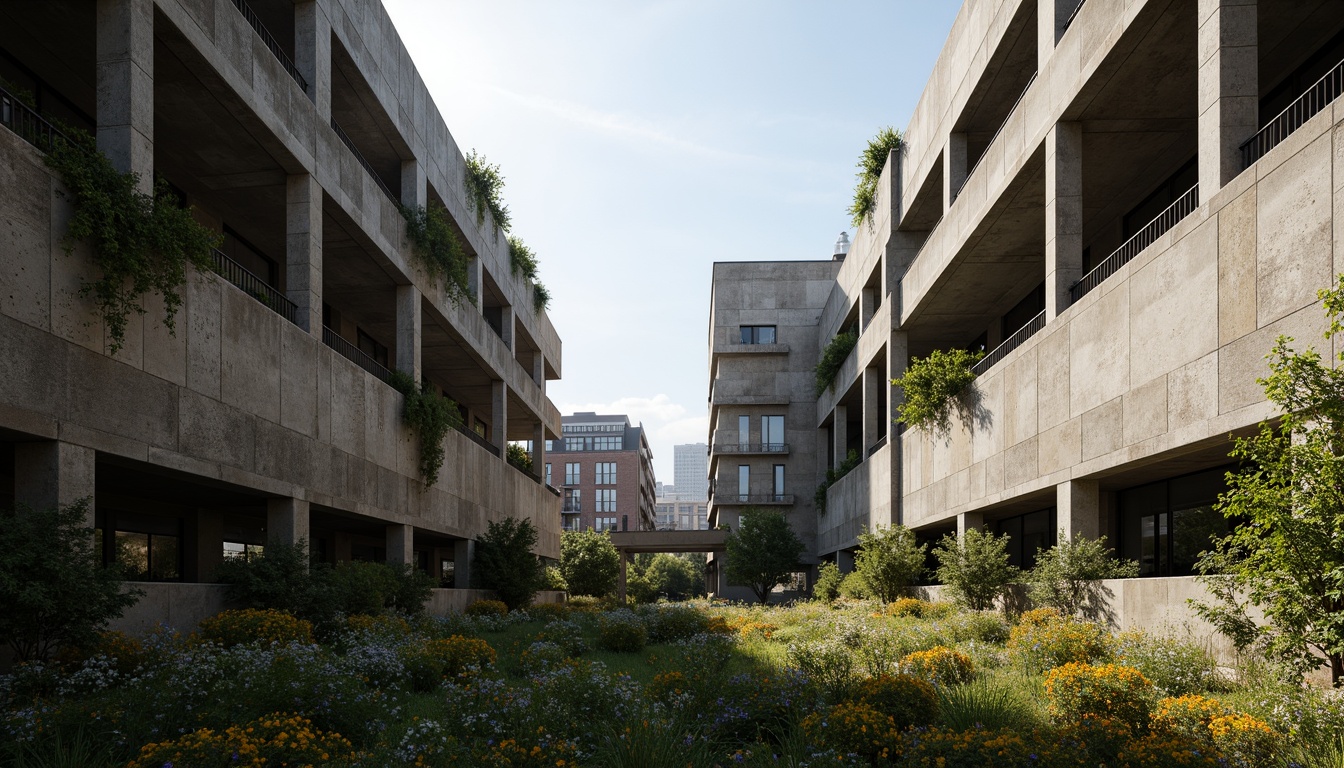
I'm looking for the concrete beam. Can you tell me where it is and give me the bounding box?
[286,174,323,334]
[500,305,514,351]
[1057,479,1100,541]
[888,331,908,441]
[860,288,877,331]
[1045,121,1083,320]
[386,523,413,567]
[400,160,427,210]
[96,0,154,193]
[395,284,421,380]
[533,421,546,480]
[1198,0,1257,195]
[15,441,95,525]
[265,497,310,549]
[1038,0,1079,67]
[294,0,331,120]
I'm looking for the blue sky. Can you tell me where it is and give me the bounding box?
[382,1,962,483]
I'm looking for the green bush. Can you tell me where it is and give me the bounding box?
[801,701,901,764]
[814,329,858,396]
[474,517,545,610]
[215,541,319,619]
[388,370,463,486]
[505,443,533,473]
[465,599,508,618]
[401,635,496,690]
[560,529,619,597]
[1028,532,1139,619]
[642,605,710,643]
[541,565,568,592]
[814,449,861,515]
[893,348,982,435]
[899,646,974,686]
[196,608,314,648]
[839,570,869,599]
[463,149,510,231]
[400,202,472,305]
[597,610,647,652]
[850,673,939,730]
[814,561,843,602]
[847,126,901,227]
[854,524,926,603]
[1044,662,1155,728]
[1007,614,1114,673]
[1116,630,1221,697]
[506,234,539,279]
[934,527,1020,611]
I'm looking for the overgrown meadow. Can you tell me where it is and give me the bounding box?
[4,598,1343,767]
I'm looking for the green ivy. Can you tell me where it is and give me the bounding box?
[814,449,861,515]
[532,282,552,313]
[506,235,538,279]
[464,149,511,232]
[893,348,982,435]
[400,203,474,306]
[815,328,859,396]
[389,370,463,485]
[44,130,220,354]
[848,126,902,227]
[506,443,533,473]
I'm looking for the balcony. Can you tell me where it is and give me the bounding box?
[0,86,70,154]
[454,423,501,458]
[971,309,1045,376]
[211,249,299,326]
[331,117,399,205]
[712,443,790,455]
[230,0,308,93]
[322,326,394,385]
[1242,56,1343,168]
[1070,185,1198,304]
[714,494,795,506]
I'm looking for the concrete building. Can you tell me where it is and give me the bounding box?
[672,442,709,501]
[709,0,1344,620]
[0,0,563,622]
[547,413,657,533]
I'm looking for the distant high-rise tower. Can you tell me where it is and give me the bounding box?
[673,443,709,501]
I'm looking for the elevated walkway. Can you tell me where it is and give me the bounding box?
[608,529,728,601]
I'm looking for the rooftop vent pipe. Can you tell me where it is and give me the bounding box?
[833,232,851,261]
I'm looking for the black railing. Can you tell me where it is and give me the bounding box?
[0,86,71,153]
[714,443,789,454]
[330,118,399,205]
[211,249,299,325]
[562,501,582,513]
[960,72,1037,194]
[1063,0,1087,31]
[545,484,561,497]
[1241,57,1344,168]
[454,422,501,457]
[868,435,888,456]
[322,325,395,385]
[720,494,795,505]
[972,309,1047,375]
[230,0,309,93]
[1071,184,1198,303]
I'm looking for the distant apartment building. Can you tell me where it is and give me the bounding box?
[547,413,657,532]
[672,443,709,501]
[655,498,709,531]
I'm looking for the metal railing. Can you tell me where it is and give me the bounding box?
[545,484,561,497]
[1063,0,1087,31]
[0,86,71,153]
[330,117,399,204]
[718,494,795,505]
[1071,184,1198,303]
[960,71,1037,194]
[211,249,299,325]
[322,325,396,385]
[230,0,308,93]
[713,443,789,454]
[1241,56,1344,168]
[971,309,1047,375]
[867,435,888,457]
[454,422,501,457]
[562,501,582,513]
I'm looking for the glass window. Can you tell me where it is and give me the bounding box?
[1119,467,1232,577]
[596,462,617,484]
[595,516,618,532]
[991,508,1056,570]
[738,416,750,448]
[544,463,552,485]
[565,463,581,485]
[740,325,777,344]
[762,415,784,449]
[116,530,180,581]
[773,464,786,499]
[596,489,616,512]
[738,465,750,501]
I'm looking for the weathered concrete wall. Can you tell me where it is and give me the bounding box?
[817,440,896,555]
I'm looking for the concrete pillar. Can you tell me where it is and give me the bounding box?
[468,258,483,306]
[386,523,413,567]
[832,404,848,468]
[532,352,545,387]
[96,0,153,193]
[836,549,855,573]
[533,422,546,479]
[294,0,331,119]
[888,331,908,439]
[862,366,881,452]
[453,539,474,589]
[1057,479,1100,541]
[957,510,985,537]
[1038,0,1078,66]
[15,441,96,526]
[860,288,877,331]
[499,305,514,351]
[617,552,628,603]
[985,317,1005,352]
[265,497,310,548]
[491,380,507,451]
[395,284,421,381]
[286,174,323,334]
[1045,121,1083,320]
[885,231,925,303]
[1198,0,1257,193]
[190,509,224,582]
[400,160,427,210]
[943,132,967,207]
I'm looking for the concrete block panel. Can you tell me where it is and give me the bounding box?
[971,374,1005,463]
[186,273,222,399]
[219,286,282,425]
[141,290,188,387]
[255,418,312,489]
[1218,186,1257,346]
[66,342,178,450]
[1122,373,1168,446]
[1004,435,1039,489]
[0,138,52,332]
[178,389,255,471]
[1036,326,1071,432]
[1167,352,1218,431]
[1038,417,1082,476]
[1081,397,1123,461]
[1256,133,1333,328]
[279,322,318,437]
[1004,345,1039,447]
[328,359,367,457]
[1129,219,1219,388]
[48,198,102,353]
[1219,303,1326,414]
[1070,280,1130,414]
[0,313,67,424]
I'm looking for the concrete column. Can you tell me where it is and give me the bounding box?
[499,305,514,351]
[453,539,474,589]
[386,523,413,567]
[294,0,331,119]
[860,288,877,331]
[1038,0,1078,66]
[1045,121,1083,320]
[1057,479,1100,541]
[957,510,985,537]
[491,379,507,451]
[885,231,925,303]
[96,0,153,193]
[1198,0,1257,193]
[15,442,96,525]
[533,422,546,479]
[985,317,1005,351]
[888,331,909,439]
[286,174,323,334]
[190,509,224,582]
[468,258,483,307]
[832,404,848,468]
[862,366,881,452]
[266,497,310,548]
[400,160,427,210]
[836,549,855,573]
[943,132,968,207]
[395,284,421,381]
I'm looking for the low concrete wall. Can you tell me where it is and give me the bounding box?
[424,588,566,615]
[110,582,230,635]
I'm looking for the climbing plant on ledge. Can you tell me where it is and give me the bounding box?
[848,126,902,227]
[508,234,552,313]
[401,203,474,306]
[814,449,861,515]
[892,348,982,436]
[44,130,220,354]
[389,370,464,486]
[464,149,511,232]
[814,328,859,396]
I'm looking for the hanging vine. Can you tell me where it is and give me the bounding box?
[389,370,464,485]
[848,127,902,227]
[814,328,859,396]
[464,149,511,232]
[814,449,862,515]
[401,203,474,306]
[893,348,982,435]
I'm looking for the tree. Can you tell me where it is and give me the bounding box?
[506,443,533,473]
[474,517,545,610]
[560,529,619,597]
[644,553,704,601]
[0,500,141,662]
[724,508,805,603]
[814,561,843,603]
[1193,274,1344,685]
[934,528,1020,611]
[1029,532,1138,620]
[854,524,926,603]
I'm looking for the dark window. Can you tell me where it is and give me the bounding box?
[992,507,1056,570]
[221,226,278,287]
[357,329,389,368]
[740,325,777,344]
[1118,466,1233,577]
[1003,282,1046,338]
[1123,158,1197,240]
[1260,29,1344,130]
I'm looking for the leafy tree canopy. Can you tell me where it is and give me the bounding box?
[725,508,805,604]
[474,517,545,610]
[560,529,620,598]
[934,527,1020,611]
[854,524,926,603]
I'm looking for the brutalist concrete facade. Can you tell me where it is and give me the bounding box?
[710,0,1344,619]
[0,0,563,612]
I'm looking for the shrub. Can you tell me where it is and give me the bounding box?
[815,449,861,514]
[541,565,568,593]
[1028,532,1139,619]
[197,608,314,648]
[802,701,901,763]
[528,601,571,622]
[535,619,587,657]
[839,570,869,599]
[125,713,357,768]
[854,524,926,603]
[947,611,1011,644]
[886,597,930,617]
[894,348,982,435]
[322,560,401,617]
[465,599,508,618]
[724,508,805,603]
[851,673,939,730]
[1044,662,1154,728]
[815,329,859,396]
[506,442,533,473]
[895,727,1046,767]
[934,528,1021,611]
[1151,694,1230,739]
[0,500,141,662]
[1007,614,1113,672]
[643,605,710,643]
[1115,630,1220,697]
[597,610,647,652]
[463,149,511,231]
[937,679,1035,731]
[900,646,974,686]
[474,517,545,610]
[560,528,620,597]
[402,635,497,690]
[506,234,539,279]
[400,202,472,305]
[1208,712,1281,768]
[215,541,319,617]
[1017,607,1062,627]
[814,561,843,602]
[56,629,145,673]
[345,613,411,638]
